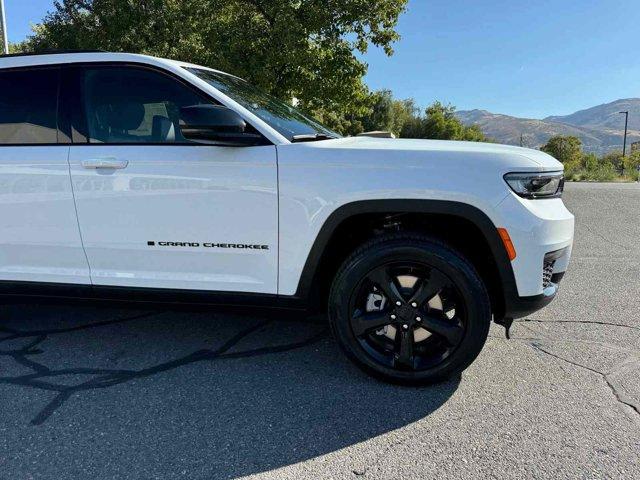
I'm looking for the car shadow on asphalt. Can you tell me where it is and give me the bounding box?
[0,303,459,479]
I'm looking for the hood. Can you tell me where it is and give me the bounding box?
[309,136,563,171]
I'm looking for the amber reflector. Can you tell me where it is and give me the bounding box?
[497,228,517,261]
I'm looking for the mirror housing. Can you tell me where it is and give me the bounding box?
[179,105,264,146]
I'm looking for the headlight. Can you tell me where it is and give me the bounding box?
[504,172,565,199]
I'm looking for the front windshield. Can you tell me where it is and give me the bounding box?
[186,67,340,141]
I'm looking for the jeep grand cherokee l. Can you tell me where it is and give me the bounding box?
[0,52,574,384]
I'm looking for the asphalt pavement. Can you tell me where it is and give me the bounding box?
[1,182,639,479]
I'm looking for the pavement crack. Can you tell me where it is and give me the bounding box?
[530,342,640,421]
[0,311,162,344]
[516,319,640,331]
[505,335,637,354]
[0,313,327,426]
[579,224,630,251]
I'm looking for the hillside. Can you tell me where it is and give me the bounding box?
[545,98,640,131]
[456,98,640,155]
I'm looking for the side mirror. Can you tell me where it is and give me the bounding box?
[179,105,263,146]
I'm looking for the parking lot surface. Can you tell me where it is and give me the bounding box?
[1,183,639,479]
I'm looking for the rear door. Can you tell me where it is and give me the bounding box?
[0,66,90,285]
[65,64,279,293]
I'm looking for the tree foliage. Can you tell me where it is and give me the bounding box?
[361,90,396,134]
[21,1,491,142]
[400,102,486,141]
[623,151,640,180]
[345,93,487,141]
[601,150,625,174]
[541,135,639,181]
[541,135,583,166]
[23,0,408,121]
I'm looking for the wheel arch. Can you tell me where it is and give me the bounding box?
[295,199,518,318]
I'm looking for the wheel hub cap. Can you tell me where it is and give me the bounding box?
[393,304,419,326]
[351,262,467,372]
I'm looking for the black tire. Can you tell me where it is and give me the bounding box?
[328,233,491,385]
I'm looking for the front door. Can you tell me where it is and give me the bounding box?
[0,66,90,285]
[66,65,278,293]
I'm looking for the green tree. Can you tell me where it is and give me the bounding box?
[353,90,420,137]
[540,136,583,165]
[8,42,30,54]
[582,153,599,171]
[601,151,625,174]
[24,0,408,126]
[360,90,394,133]
[400,101,487,141]
[389,98,420,137]
[623,150,640,180]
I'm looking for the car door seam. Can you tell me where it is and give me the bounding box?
[67,146,94,285]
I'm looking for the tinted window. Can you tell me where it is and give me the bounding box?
[80,67,211,144]
[187,67,339,141]
[0,68,59,144]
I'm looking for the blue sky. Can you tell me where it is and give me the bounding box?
[5,0,639,118]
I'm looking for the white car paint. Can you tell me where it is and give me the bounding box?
[276,137,573,296]
[0,52,574,301]
[68,145,278,292]
[0,146,90,284]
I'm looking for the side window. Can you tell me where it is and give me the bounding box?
[0,68,60,145]
[80,66,211,144]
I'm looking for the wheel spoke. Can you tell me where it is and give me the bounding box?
[409,269,447,307]
[351,310,392,337]
[368,267,404,304]
[351,260,468,374]
[395,328,414,368]
[420,314,464,345]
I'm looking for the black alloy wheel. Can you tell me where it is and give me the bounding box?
[329,234,491,385]
[350,262,465,371]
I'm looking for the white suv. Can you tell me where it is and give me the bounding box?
[0,52,574,384]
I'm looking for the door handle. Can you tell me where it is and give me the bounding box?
[81,158,129,169]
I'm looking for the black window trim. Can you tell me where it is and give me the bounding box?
[60,61,273,147]
[0,65,65,147]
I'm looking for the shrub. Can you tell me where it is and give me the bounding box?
[622,151,640,180]
[602,151,625,174]
[564,154,621,182]
[541,136,582,165]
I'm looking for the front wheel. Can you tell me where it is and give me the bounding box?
[329,234,491,385]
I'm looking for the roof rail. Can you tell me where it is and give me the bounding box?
[1,49,108,58]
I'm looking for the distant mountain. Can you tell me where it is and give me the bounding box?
[545,98,640,131]
[456,98,640,155]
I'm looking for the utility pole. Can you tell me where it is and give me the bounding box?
[620,111,629,157]
[0,0,8,55]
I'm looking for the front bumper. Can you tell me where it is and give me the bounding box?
[504,272,564,319]
[494,192,574,318]
[495,193,574,297]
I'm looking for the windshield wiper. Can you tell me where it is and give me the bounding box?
[291,133,337,143]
